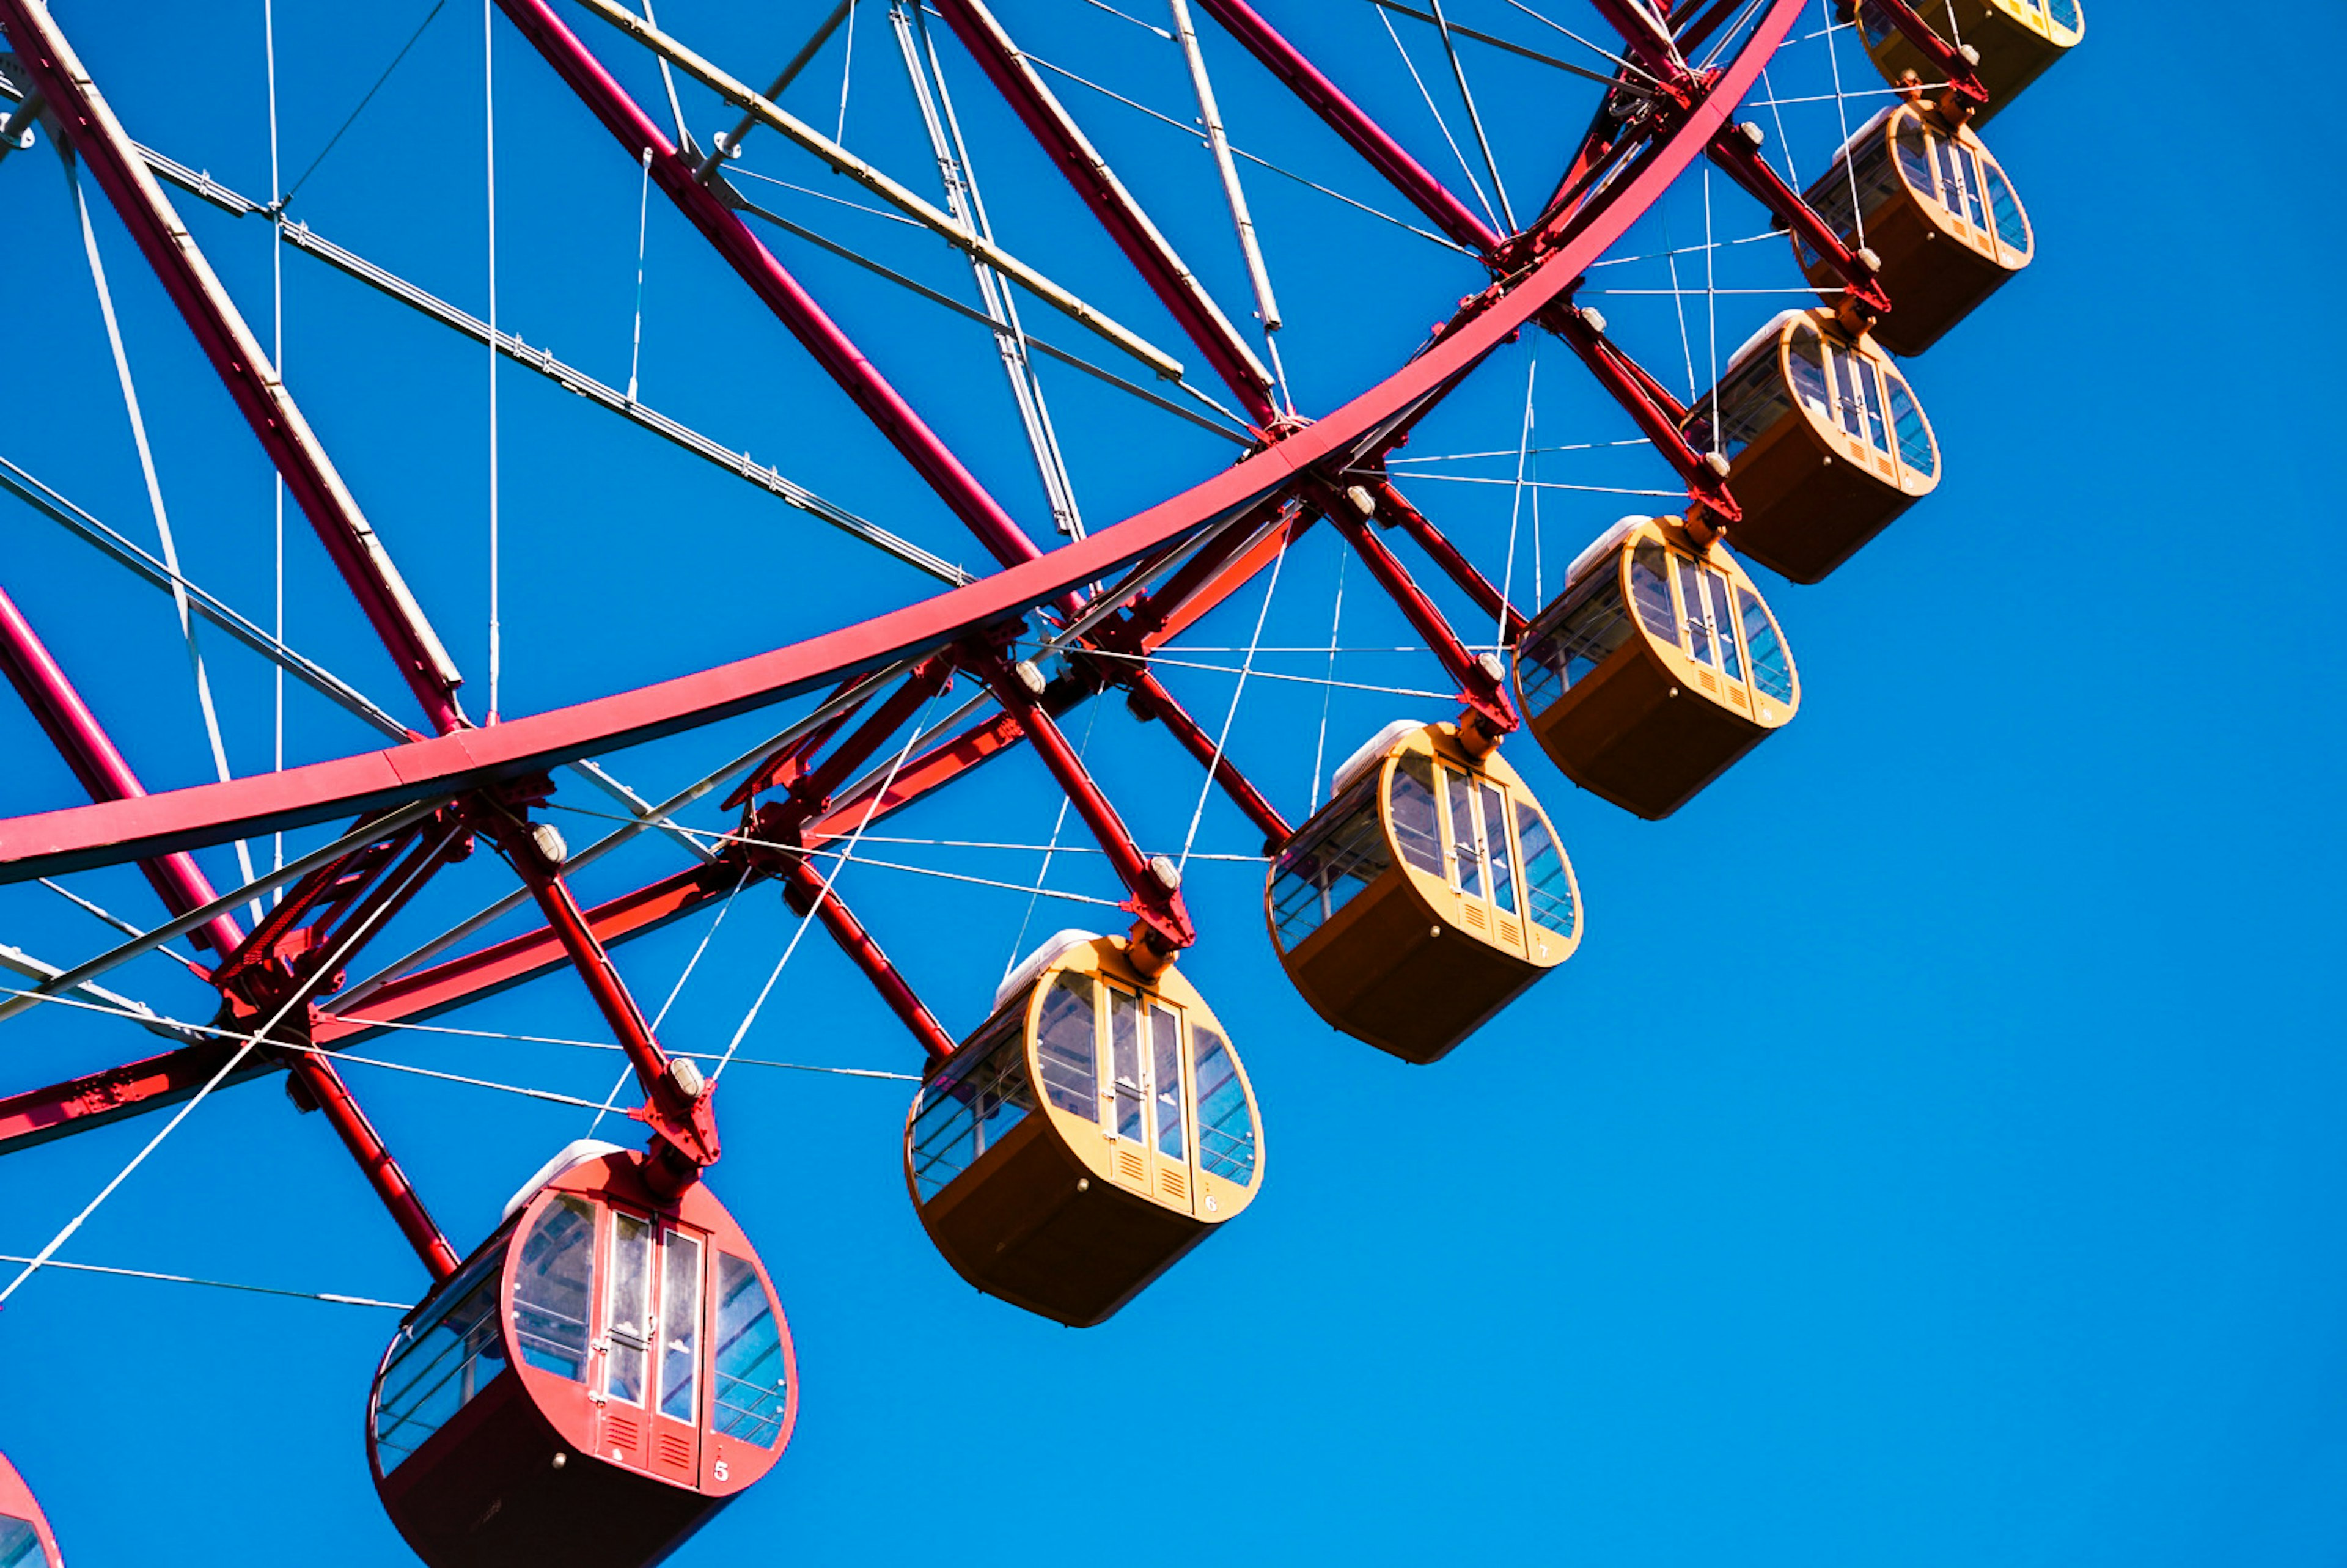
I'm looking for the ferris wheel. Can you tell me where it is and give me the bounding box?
[0,0,2081,1561]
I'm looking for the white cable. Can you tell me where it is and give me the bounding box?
[1004,701,1098,979]
[266,0,287,894]
[65,161,263,923]
[711,680,937,1082]
[836,0,859,143]
[1497,348,1537,642]
[1705,161,1721,453]
[484,0,503,720]
[0,824,452,1305]
[1821,0,1867,251]
[627,146,652,403]
[1177,537,1286,873]
[586,860,751,1134]
[0,1253,406,1310]
[1309,552,1345,812]
[1378,7,1499,231]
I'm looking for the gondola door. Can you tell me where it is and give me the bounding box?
[1438,760,1527,958]
[595,1209,703,1486]
[1672,555,1756,719]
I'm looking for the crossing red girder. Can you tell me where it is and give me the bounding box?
[0,0,1812,1162]
[1704,122,1892,321]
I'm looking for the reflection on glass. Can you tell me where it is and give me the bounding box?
[1109,987,1145,1145]
[909,1022,1036,1201]
[1151,1005,1186,1162]
[1390,755,1444,877]
[373,1247,511,1473]
[515,1193,595,1382]
[1480,783,1516,915]
[1514,802,1578,938]
[0,1517,35,1568]
[1035,973,1099,1120]
[659,1231,700,1425]
[1268,775,1392,948]
[1630,542,1676,639]
[1192,1025,1256,1184]
[712,1252,789,1448]
[1738,588,1796,702]
[607,1212,653,1407]
[1444,766,1483,900]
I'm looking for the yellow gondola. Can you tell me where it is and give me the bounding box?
[1267,722,1581,1064]
[1852,0,2082,122]
[1798,103,2033,355]
[1515,516,1799,820]
[905,931,1263,1327]
[1687,307,1939,584]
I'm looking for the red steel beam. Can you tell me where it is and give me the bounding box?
[1540,301,1739,525]
[1119,668,1291,851]
[934,0,1279,428]
[965,644,1195,958]
[493,0,1051,576]
[1369,481,1528,640]
[1318,491,1516,742]
[0,0,467,734]
[1705,123,1890,318]
[779,857,957,1063]
[0,584,244,956]
[1586,0,1682,78]
[284,1047,463,1280]
[496,827,719,1188]
[1848,0,1988,108]
[1191,0,1505,255]
[0,0,1805,888]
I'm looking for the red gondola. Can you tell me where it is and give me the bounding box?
[0,1451,62,1568]
[368,1141,797,1568]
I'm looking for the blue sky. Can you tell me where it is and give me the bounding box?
[1,2,2341,1564]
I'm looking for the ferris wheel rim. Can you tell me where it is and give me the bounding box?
[0,0,1810,890]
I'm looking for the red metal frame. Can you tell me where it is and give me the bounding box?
[1366,480,1529,640]
[1845,0,1989,110]
[1312,483,1517,742]
[1704,123,1891,320]
[1541,299,1741,526]
[1118,667,1293,852]
[934,0,1279,428]
[0,584,242,958]
[776,858,958,1063]
[1191,0,1505,255]
[0,0,468,735]
[0,0,1812,1161]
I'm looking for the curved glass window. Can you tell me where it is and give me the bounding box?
[514,1193,594,1383]
[1513,803,1577,939]
[1828,343,1891,453]
[1893,119,1933,197]
[1109,987,1146,1145]
[909,1020,1034,1201]
[1982,159,2030,253]
[1389,755,1445,877]
[1629,542,1675,639]
[1737,588,1796,703]
[1930,136,1988,229]
[1693,346,1794,463]
[1479,782,1517,915]
[1857,1,1894,47]
[1034,973,1100,1120]
[1518,566,1631,714]
[2046,0,2081,30]
[658,1233,701,1425]
[1268,774,1390,948]
[0,1515,39,1568]
[374,1244,510,1473]
[606,1212,654,1407]
[1151,1005,1186,1162]
[712,1252,790,1448]
[1786,324,1830,416]
[1442,768,1484,900]
[1882,373,1935,475]
[1191,1025,1256,1184]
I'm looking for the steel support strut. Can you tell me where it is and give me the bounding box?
[964,644,1195,962]
[1189,0,1504,255]
[777,858,958,1062]
[1540,301,1740,528]
[493,0,1052,574]
[0,584,244,957]
[494,821,719,1192]
[1838,0,1988,111]
[1366,482,1527,640]
[0,588,462,1277]
[933,0,1279,428]
[1311,483,1516,746]
[1704,122,1890,321]
[0,0,468,735]
[1118,668,1292,852]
